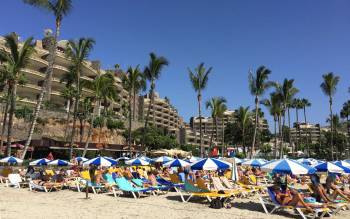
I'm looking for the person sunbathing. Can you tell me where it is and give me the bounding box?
[272,186,326,211]
[325,174,350,202]
[310,175,333,203]
[32,175,61,188]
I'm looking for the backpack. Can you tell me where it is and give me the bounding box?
[209,198,223,209]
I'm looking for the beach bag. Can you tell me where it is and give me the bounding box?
[210,198,223,209]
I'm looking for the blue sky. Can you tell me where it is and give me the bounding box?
[1,0,350,128]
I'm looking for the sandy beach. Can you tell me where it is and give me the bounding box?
[0,186,348,219]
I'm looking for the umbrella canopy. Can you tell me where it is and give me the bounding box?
[261,159,316,175]
[232,157,243,164]
[333,161,350,168]
[153,156,174,163]
[116,156,130,161]
[125,158,150,166]
[29,158,50,166]
[48,159,73,166]
[74,157,88,162]
[163,159,190,168]
[138,156,153,163]
[0,156,23,164]
[314,162,344,174]
[297,158,318,166]
[191,158,232,171]
[241,159,266,167]
[83,157,118,167]
[184,156,200,163]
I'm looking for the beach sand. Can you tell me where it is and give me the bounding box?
[0,186,348,219]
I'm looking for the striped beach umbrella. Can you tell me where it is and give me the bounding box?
[137,156,153,163]
[185,156,200,163]
[163,159,190,168]
[116,156,130,161]
[333,161,350,168]
[232,157,243,164]
[297,158,318,166]
[125,158,150,166]
[29,158,50,166]
[75,157,88,162]
[153,156,174,163]
[191,158,232,171]
[241,159,266,167]
[0,156,23,164]
[48,159,73,166]
[314,162,344,174]
[83,156,118,167]
[261,159,316,174]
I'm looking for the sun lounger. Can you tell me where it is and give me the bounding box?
[177,181,233,203]
[112,177,155,199]
[29,180,62,192]
[259,187,331,219]
[77,178,106,194]
[156,177,183,191]
[5,174,27,188]
[219,177,254,197]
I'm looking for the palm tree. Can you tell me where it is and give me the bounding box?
[122,65,146,156]
[66,38,95,159]
[261,92,282,159]
[81,71,117,157]
[142,53,168,154]
[234,106,251,157]
[275,79,299,158]
[189,63,212,157]
[248,66,273,158]
[22,0,73,159]
[292,98,303,152]
[205,97,227,154]
[301,98,311,151]
[326,114,341,159]
[320,72,340,160]
[61,86,74,141]
[0,34,35,156]
[340,100,350,158]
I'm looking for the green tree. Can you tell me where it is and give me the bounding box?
[341,100,350,158]
[23,0,73,159]
[189,63,212,157]
[261,92,283,158]
[205,97,227,154]
[0,34,35,156]
[122,65,146,156]
[320,72,340,160]
[235,106,251,156]
[64,38,95,159]
[248,66,273,158]
[275,79,298,158]
[142,53,168,153]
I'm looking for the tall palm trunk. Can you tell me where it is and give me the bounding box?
[133,89,137,121]
[273,116,277,159]
[128,91,132,157]
[287,107,293,154]
[0,89,11,153]
[221,118,225,157]
[295,108,299,152]
[142,81,154,155]
[82,102,97,157]
[329,98,334,160]
[64,100,72,141]
[209,118,215,153]
[22,22,60,159]
[79,118,84,146]
[279,114,285,159]
[251,96,259,159]
[6,83,17,156]
[347,114,350,159]
[69,68,81,159]
[242,126,246,157]
[198,93,204,157]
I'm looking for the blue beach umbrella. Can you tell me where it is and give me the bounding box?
[153,156,174,164]
[74,157,88,162]
[314,162,344,174]
[163,159,190,168]
[29,158,50,166]
[83,156,118,167]
[125,158,150,166]
[261,159,316,175]
[191,158,232,171]
[138,156,153,163]
[333,161,350,168]
[0,156,23,164]
[48,159,73,166]
[116,157,130,161]
[241,159,266,167]
[184,156,200,163]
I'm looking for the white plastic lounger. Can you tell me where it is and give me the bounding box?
[5,174,27,188]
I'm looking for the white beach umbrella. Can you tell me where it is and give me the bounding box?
[261,158,316,175]
[191,158,232,171]
[0,156,23,164]
[48,159,73,166]
[83,156,118,167]
[163,159,190,168]
[29,158,50,166]
[125,158,150,166]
